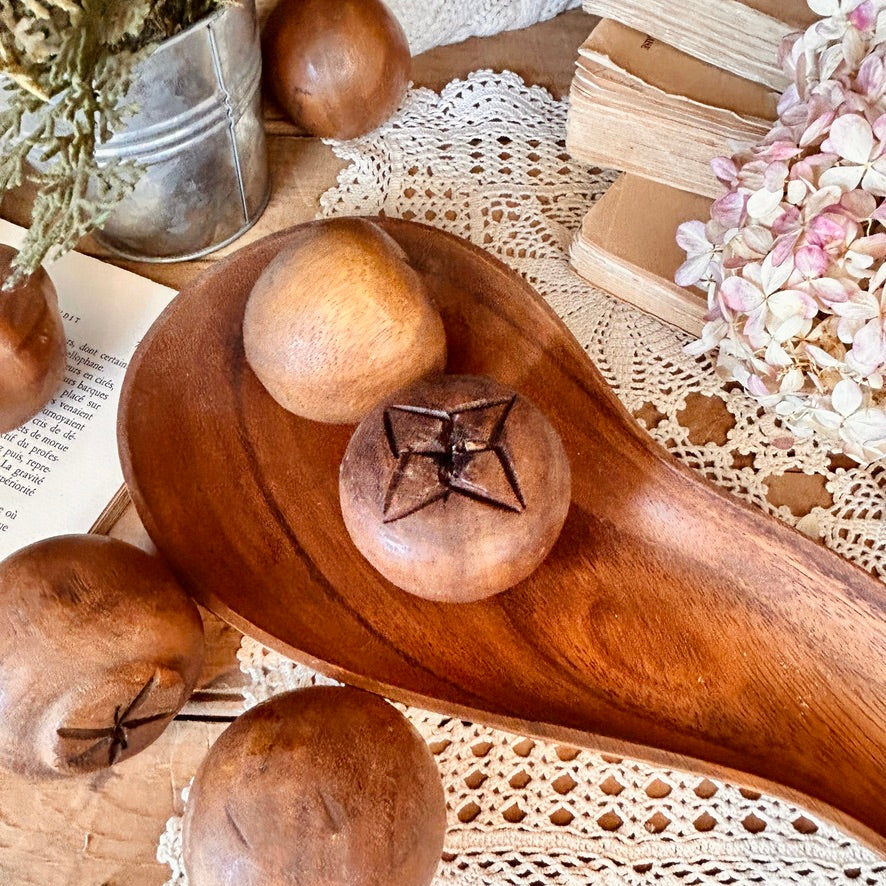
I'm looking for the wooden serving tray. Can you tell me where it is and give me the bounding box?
[119,219,886,851]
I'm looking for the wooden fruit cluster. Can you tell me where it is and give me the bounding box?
[0,533,448,885]
[242,217,573,602]
[118,216,886,852]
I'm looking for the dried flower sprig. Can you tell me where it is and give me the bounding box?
[0,0,230,288]
[678,0,886,462]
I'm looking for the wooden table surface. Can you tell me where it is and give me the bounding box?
[0,9,598,884]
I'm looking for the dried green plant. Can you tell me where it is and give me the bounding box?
[0,0,231,287]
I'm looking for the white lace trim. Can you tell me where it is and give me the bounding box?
[387,0,581,56]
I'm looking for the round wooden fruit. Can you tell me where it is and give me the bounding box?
[339,374,572,602]
[0,535,204,776]
[263,0,410,139]
[243,217,446,424]
[182,685,446,886]
[0,245,66,433]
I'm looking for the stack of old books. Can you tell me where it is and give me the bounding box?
[566,0,815,334]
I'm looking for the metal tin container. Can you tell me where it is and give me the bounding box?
[93,0,269,261]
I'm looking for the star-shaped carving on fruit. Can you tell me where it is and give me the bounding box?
[382,394,526,523]
[56,672,174,767]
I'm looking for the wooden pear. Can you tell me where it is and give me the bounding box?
[0,245,67,434]
[0,534,204,776]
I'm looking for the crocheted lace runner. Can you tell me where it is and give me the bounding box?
[158,72,886,884]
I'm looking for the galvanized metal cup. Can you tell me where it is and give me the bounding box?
[93,0,270,262]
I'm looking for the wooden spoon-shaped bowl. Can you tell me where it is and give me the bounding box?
[119,219,886,852]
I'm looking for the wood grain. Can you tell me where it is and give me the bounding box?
[182,686,446,886]
[263,0,411,139]
[0,8,595,293]
[120,218,886,853]
[242,217,446,423]
[0,245,67,433]
[0,721,227,886]
[5,10,874,881]
[339,374,572,602]
[0,536,205,778]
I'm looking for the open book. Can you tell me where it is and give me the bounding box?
[581,0,815,90]
[0,220,176,559]
[570,175,713,336]
[567,20,776,198]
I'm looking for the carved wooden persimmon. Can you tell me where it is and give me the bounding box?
[243,217,446,424]
[182,686,446,886]
[339,374,572,602]
[263,0,411,139]
[0,245,66,434]
[0,534,204,776]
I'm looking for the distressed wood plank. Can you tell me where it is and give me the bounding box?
[0,722,227,886]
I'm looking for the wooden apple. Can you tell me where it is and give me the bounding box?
[0,534,204,776]
[0,245,66,433]
[263,0,411,139]
[183,686,446,886]
[243,218,446,424]
[339,374,572,602]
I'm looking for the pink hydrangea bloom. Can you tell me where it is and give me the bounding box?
[674,220,722,286]
[676,0,886,461]
[820,113,886,193]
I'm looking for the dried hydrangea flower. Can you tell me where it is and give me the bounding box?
[678,0,886,462]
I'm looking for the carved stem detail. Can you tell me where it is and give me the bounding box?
[382,395,526,523]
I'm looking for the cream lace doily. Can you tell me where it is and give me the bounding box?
[387,0,581,56]
[159,71,886,884]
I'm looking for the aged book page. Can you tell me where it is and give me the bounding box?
[581,0,815,89]
[578,20,777,118]
[0,221,176,558]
